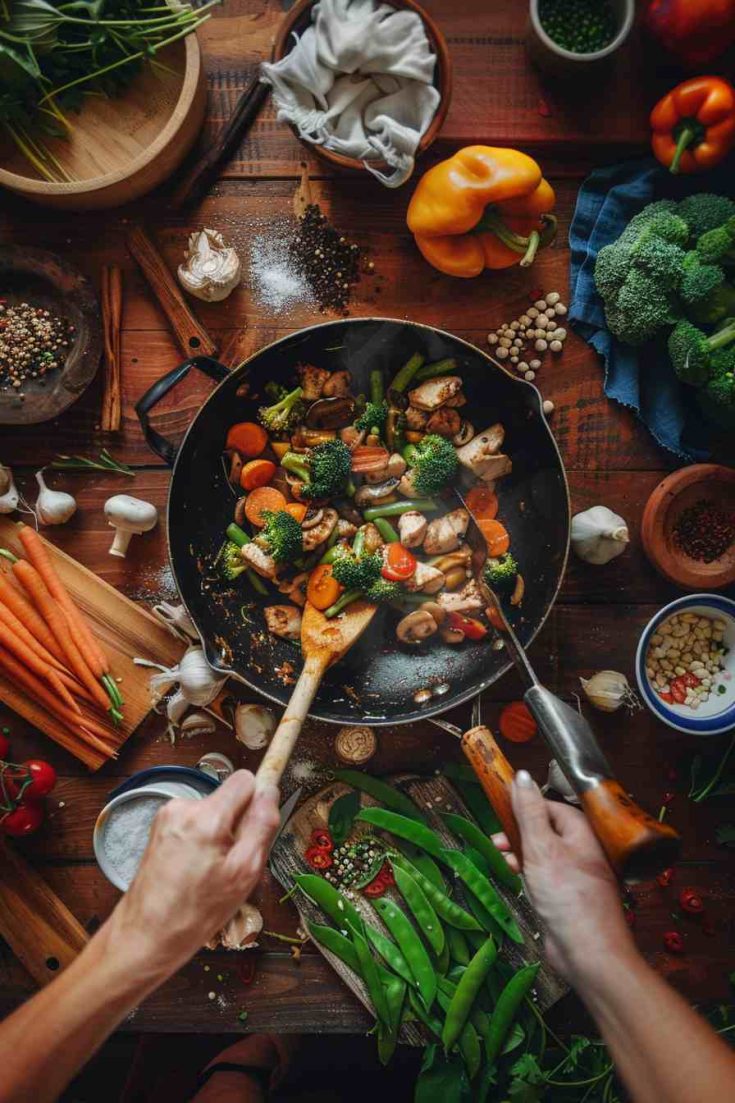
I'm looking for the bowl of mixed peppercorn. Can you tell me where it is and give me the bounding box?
[527,0,634,74]
[0,246,102,426]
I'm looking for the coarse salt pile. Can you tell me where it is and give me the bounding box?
[103,794,167,886]
[249,234,312,312]
[646,612,728,709]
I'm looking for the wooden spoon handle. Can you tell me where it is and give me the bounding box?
[581,781,680,883]
[461,724,523,863]
[256,655,328,791]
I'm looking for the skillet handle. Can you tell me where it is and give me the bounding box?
[134,356,229,465]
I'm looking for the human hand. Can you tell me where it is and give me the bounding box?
[104,771,280,979]
[493,770,634,984]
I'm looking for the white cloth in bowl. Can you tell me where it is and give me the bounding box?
[260,0,441,187]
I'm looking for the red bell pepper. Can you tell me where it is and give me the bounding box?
[644,0,735,69]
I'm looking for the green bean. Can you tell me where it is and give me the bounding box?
[446,926,471,967]
[408,988,443,1039]
[393,864,445,957]
[369,368,385,404]
[389,351,425,393]
[440,849,523,944]
[436,983,482,1080]
[373,897,436,1010]
[352,528,366,558]
[441,812,522,894]
[324,589,361,618]
[377,974,406,1066]
[356,807,444,858]
[365,925,416,988]
[351,924,391,1027]
[363,498,437,521]
[373,517,399,543]
[391,854,481,931]
[334,771,426,822]
[294,874,362,932]
[306,920,361,975]
[441,937,497,1051]
[412,356,458,383]
[485,963,540,1067]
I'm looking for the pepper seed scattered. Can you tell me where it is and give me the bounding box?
[0,301,74,393]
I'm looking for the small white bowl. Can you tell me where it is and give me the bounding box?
[527,0,635,74]
[636,594,735,736]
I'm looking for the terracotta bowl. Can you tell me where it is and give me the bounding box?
[641,464,735,591]
[272,0,452,175]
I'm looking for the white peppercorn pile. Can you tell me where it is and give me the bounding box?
[487,291,568,381]
[0,301,75,396]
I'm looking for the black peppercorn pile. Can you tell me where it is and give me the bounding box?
[673,498,735,563]
[289,204,372,314]
[0,301,75,396]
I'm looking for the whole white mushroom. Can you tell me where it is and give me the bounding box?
[104,495,159,558]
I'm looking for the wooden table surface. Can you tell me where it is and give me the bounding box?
[1,0,733,1035]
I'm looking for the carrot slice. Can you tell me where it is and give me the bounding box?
[478,518,510,557]
[284,501,308,523]
[465,485,498,521]
[240,459,277,491]
[486,604,505,632]
[226,422,268,458]
[306,564,342,610]
[499,701,537,744]
[244,486,288,527]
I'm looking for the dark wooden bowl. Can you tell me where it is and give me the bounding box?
[641,464,735,590]
[273,0,452,175]
[0,247,102,426]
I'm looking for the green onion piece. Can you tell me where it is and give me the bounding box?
[226,523,251,548]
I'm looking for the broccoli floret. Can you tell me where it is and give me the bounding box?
[676,194,735,240]
[687,282,735,326]
[220,541,247,581]
[632,237,686,289]
[703,347,735,405]
[263,380,289,402]
[668,318,735,386]
[331,549,383,591]
[281,439,352,500]
[617,200,679,245]
[365,578,402,603]
[609,272,677,345]
[594,243,632,299]
[255,509,303,564]
[355,399,388,436]
[404,434,459,496]
[483,553,518,593]
[679,251,726,308]
[635,212,690,248]
[257,385,304,434]
[697,216,735,267]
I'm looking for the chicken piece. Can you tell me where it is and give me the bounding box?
[322,370,352,397]
[264,605,302,640]
[301,507,338,552]
[277,572,308,607]
[340,425,366,450]
[426,407,461,438]
[456,425,511,483]
[398,510,428,548]
[438,580,484,614]
[423,508,470,555]
[361,522,385,554]
[407,376,463,411]
[444,391,467,408]
[398,469,420,497]
[405,406,429,431]
[337,518,358,540]
[296,363,331,400]
[241,543,277,580]
[404,561,445,594]
[364,453,407,484]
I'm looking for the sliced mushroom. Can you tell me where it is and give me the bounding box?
[407,376,463,411]
[241,543,278,579]
[405,406,428,431]
[426,407,461,438]
[234,496,248,526]
[456,425,511,483]
[361,522,385,554]
[354,477,399,508]
[396,608,440,644]
[432,546,472,573]
[264,604,302,640]
[322,370,352,397]
[452,421,475,447]
[301,507,324,530]
[404,561,445,594]
[291,426,336,448]
[398,510,428,548]
[423,508,470,555]
[301,507,338,551]
[363,453,407,484]
[277,572,308,606]
[421,600,446,626]
[296,363,330,400]
[304,395,356,429]
[438,579,484,613]
[226,449,243,486]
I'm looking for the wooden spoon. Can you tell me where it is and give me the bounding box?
[256,599,376,789]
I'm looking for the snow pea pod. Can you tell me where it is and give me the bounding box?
[440,849,523,944]
[395,842,446,890]
[446,927,471,967]
[393,863,445,957]
[351,924,391,1028]
[356,807,444,858]
[408,988,443,1039]
[436,982,482,1081]
[464,886,506,948]
[377,974,407,1066]
[374,897,437,1010]
[390,854,481,932]
[485,963,541,1068]
[435,938,450,976]
[294,874,362,932]
[441,937,497,1051]
[333,770,426,822]
[441,812,522,894]
[306,920,361,975]
[365,925,415,988]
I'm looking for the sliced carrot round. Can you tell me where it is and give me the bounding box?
[478,518,510,557]
[306,564,342,610]
[226,422,268,458]
[284,501,308,523]
[240,458,277,491]
[499,701,537,744]
[486,604,505,631]
[465,485,498,520]
[244,486,288,527]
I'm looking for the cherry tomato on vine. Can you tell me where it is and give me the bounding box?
[21,760,57,800]
[1,802,43,837]
[382,543,416,582]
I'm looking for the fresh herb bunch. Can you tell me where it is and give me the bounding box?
[0,0,218,182]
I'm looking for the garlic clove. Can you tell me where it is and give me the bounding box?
[580,670,640,713]
[179,711,217,738]
[35,469,76,525]
[234,703,276,749]
[0,466,19,514]
[178,228,241,303]
[218,903,263,951]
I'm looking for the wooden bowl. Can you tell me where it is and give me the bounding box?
[0,247,102,426]
[641,464,735,590]
[272,0,452,174]
[0,37,205,211]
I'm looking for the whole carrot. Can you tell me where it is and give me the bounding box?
[0,617,81,714]
[0,570,66,665]
[17,527,123,710]
[0,600,69,677]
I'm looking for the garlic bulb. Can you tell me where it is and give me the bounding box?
[207,903,263,951]
[580,670,640,713]
[178,228,241,302]
[542,759,580,805]
[571,505,629,565]
[0,466,19,514]
[35,469,76,526]
[152,601,199,642]
[234,703,276,749]
[149,645,227,724]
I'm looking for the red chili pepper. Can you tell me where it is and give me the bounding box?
[681,673,700,689]
[304,846,333,871]
[381,543,417,582]
[658,692,675,704]
[678,887,705,914]
[447,612,488,640]
[310,828,333,852]
[378,861,394,886]
[363,875,387,897]
[657,867,675,888]
[663,930,685,953]
[670,677,687,704]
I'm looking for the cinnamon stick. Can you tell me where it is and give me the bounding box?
[126,226,218,359]
[100,265,123,432]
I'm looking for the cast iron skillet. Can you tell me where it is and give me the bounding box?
[136,318,570,726]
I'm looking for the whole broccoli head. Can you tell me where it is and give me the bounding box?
[696,216,735,267]
[676,194,735,240]
[281,439,352,500]
[220,541,246,582]
[258,385,304,434]
[404,434,459,496]
[668,318,735,386]
[355,399,388,436]
[483,552,518,593]
[331,548,383,592]
[256,509,303,564]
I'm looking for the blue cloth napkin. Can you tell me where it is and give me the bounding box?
[568,157,735,461]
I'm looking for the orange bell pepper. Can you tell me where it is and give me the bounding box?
[406,146,557,278]
[650,76,735,175]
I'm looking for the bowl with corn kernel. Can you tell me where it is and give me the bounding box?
[636,595,735,735]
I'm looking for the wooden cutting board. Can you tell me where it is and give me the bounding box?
[0,519,185,769]
[270,774,567,1041]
